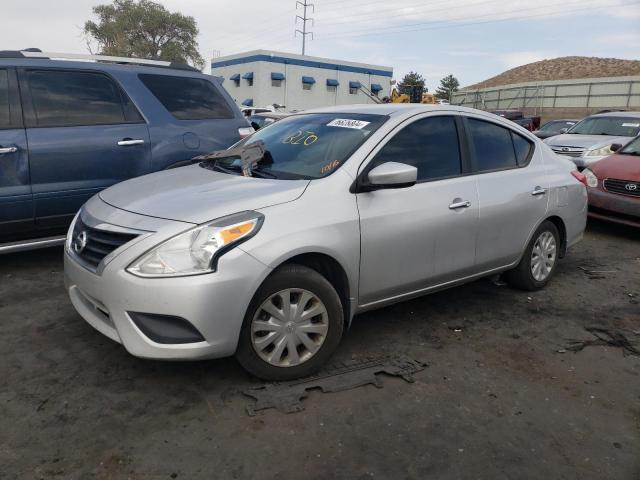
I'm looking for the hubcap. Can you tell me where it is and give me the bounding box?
[530,231,557,282]
[251,288,329,367]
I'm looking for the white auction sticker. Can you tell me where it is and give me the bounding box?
[622,123,640,128]
[327,119,370,129]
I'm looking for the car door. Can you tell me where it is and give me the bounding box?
[464,116,549,271]
[356,114,479,306]
[0,67,33,241]
[19,68,151,229]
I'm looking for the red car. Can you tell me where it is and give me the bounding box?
[583,137,640,227]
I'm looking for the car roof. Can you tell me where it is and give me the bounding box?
[251,112,289,118]
[0,57,208,78]
[302,103,491,117]
[590,111,640,118]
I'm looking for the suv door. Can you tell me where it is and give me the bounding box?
[19,68,151,229]
[356,115,479,306]
[464,116,549,271]
[0,68,32,241]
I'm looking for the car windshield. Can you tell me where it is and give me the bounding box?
[620,136,640,156]
[540,120,575,132]
[210,113,387,179]
[567,116,640,136]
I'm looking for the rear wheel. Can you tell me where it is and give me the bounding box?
[504,221,560,291]
[236,264,344,380]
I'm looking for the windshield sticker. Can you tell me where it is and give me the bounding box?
[320,160,340,175]
[621,123,640,128]
[282,130,319,146]
[327,119,370,129]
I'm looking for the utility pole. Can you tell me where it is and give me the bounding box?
[295,0,314,55]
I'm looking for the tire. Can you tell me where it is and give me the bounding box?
[236,264,344,381]
[504,221,560,291]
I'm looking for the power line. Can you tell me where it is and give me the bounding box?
[315,0,637,38]
[295,0,315,55]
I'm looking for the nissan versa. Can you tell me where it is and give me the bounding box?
[64,105,587,380]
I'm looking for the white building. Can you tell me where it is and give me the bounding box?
[211,50,393,112]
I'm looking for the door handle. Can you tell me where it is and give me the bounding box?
[531,186,547,196]
[117,139,145,146]
[0,146,18,154]
[449,199,471,210]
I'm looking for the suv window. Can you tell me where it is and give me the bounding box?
[25,70,140,127]
[467,118,518,171]
[0,69,9,128]
[139,74,233,120]
[370,116,461,181]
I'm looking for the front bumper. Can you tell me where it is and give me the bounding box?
[64,199,272,361]
[587,188,640,227]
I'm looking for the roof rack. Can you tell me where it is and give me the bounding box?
[0,49,199,72]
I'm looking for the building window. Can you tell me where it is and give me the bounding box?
[327,85,337,93]
[242,72,254,87]
[349,81,361,95]
[272,79,282,87]
[349,87,358,95]
[303,83,312,91]
[247,79,253,87]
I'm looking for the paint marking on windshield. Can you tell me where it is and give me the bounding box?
[327,119,370,129]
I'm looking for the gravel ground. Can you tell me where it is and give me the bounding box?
[0,219,638,480]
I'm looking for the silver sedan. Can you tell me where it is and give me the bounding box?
[64,104,587,380]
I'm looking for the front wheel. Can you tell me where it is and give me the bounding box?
[504,221,560,291]
[236,264,344,380]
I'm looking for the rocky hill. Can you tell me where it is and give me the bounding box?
[464,56,640,90]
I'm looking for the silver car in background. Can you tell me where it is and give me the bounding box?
[544,111,640,169]
[64,105,587,380]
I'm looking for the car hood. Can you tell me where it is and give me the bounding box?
[544,134,633,149]
[591,153,640,179]
[99,164,310,224]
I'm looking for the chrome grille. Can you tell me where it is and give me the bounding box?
[71,218,139,269]
[603,178,640,197]
[551,146,585,158]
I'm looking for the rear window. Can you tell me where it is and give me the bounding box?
[468,118,518,171]
[139,74,233,120]
[0,69,9,127]
[26,70,141,127]
[512,132,534,166]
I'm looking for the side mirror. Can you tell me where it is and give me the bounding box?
[251,121,261,130]
[610,143,622,152]
[365,162,417,190]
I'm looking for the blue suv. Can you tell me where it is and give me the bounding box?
[0,50,250,252]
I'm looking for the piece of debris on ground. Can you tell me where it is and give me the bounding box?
[564,327,640,357]
[243,356,426,415]
[578,266,616,280]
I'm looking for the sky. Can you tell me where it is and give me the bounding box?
[1,0,639,90]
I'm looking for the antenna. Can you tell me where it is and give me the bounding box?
[295,0,314,55]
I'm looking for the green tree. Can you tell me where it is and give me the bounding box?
[84,0,204,69]
[397,71,426,96]
[435,74,460,101]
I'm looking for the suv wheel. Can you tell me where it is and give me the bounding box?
[505,221,560,291]
[236,264,344,380]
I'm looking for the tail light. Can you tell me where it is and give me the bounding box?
[238,127,254,139]
[571,170,587,186]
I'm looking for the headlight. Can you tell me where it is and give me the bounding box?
[65,211,81,253]
[583,168,598,188]
[585,145,613,157]
[127,211,264,277]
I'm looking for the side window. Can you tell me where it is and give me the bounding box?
[139,74,233,120]
[467,118,517,172]
[512,132,534,166]
[0,69,10,128]
[25,70,138,127]
[369,116,461,181]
